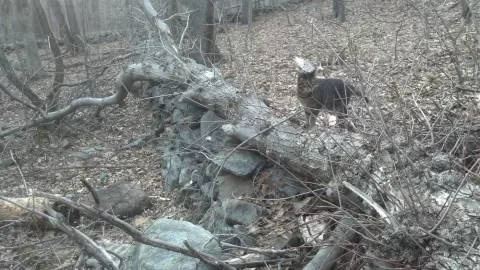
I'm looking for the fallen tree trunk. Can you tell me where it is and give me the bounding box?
[0,197,51,227]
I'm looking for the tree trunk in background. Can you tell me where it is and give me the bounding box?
[241,0,252,25]
[32,1,51,41]
[166,0,180,37]
[64,0,85,55]
[185,0,222,66]
[15,0,43,77]
[90,0,100,32]
[31,3,45,39]
[48,0,76,55]
[32,0,64,110]
[204,0,219,63]
[1,0,14,44]
[460,0,472,21]
[333,0,345,22]
[0,0,6,44]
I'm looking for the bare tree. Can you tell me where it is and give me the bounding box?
[241,0,252,25]
[333,0,345,22]
[47,0,76,55]
[14,0,42,77]
[460,0,472,21]
[64,0,85,55]
[0,0,7,44]
[32,0,64,110]
[181,0,222,66]
[89,0,100,32]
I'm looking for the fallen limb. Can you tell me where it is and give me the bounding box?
[303,218,359,270]
[34,192,235,270]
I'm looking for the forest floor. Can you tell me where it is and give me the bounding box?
[1,0,478,268]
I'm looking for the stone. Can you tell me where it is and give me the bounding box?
[132,219,221,270]
[120,134,152,150]
[264,168,308,197]
[0,158,14,169]
[80,182,151,218]
[85,239,134,269]
[160,147,197,193]
[216,174,254,202]
[200,110,226,137]
[431,152,451,172]
[71,147,105,160]
[212,151,265,177]
[223,199,262,226]
[179,165,201,187]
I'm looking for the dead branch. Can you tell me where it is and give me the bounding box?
[0,48,43,107]
[34,192,235,270]
[0,81,46,116]
[303,218,359,270]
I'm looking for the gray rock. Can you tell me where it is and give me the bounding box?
[200,111,226,137]
[205,162,225,179]
[0,158,14,169]
[431,152,451,172]
[4,134,23,148]
[177,126,202,147]
[132,219,221,270]
[106,33,116,42]
[161,148,197,193]
[265,168,308,197]
[11,59,23,71]
[204,129,238,153]
[217,174,254,202]
[201,182,219,200]
[120,134,152,150]
[175,101,206,120]
[85,239,134,269]
[161,150,183,193]
[437,170,463,187]
[61,138,72,149]
[212,151,265,177]
[198,204,256,247]
[71,147,105,159]
[80,182,151,218]
[223,199,262,226]
[179,165,201,186]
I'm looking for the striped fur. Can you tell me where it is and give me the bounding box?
[297,71,367,128]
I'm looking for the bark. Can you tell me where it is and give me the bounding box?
[303,218,358,270]
[0,0,7,44]
[15,0,43,77]
[31,0,51,40]
[47,0,76,55]
[241,0,252,25]
[166,0,181,37]
[0,197,52,227]
[460,0,472,20]
[0,49,43,107]
[64,0,85,55]
[333,0,345,22]
[89,0,100,31]
[180,0,222,66]
[32,0,65,111]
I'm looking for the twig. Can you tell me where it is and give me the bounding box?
[80,179,100,206]
[10,150,29,194]
[0,81,46,117]
[428,160,474,233]
[455,86,478,92]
